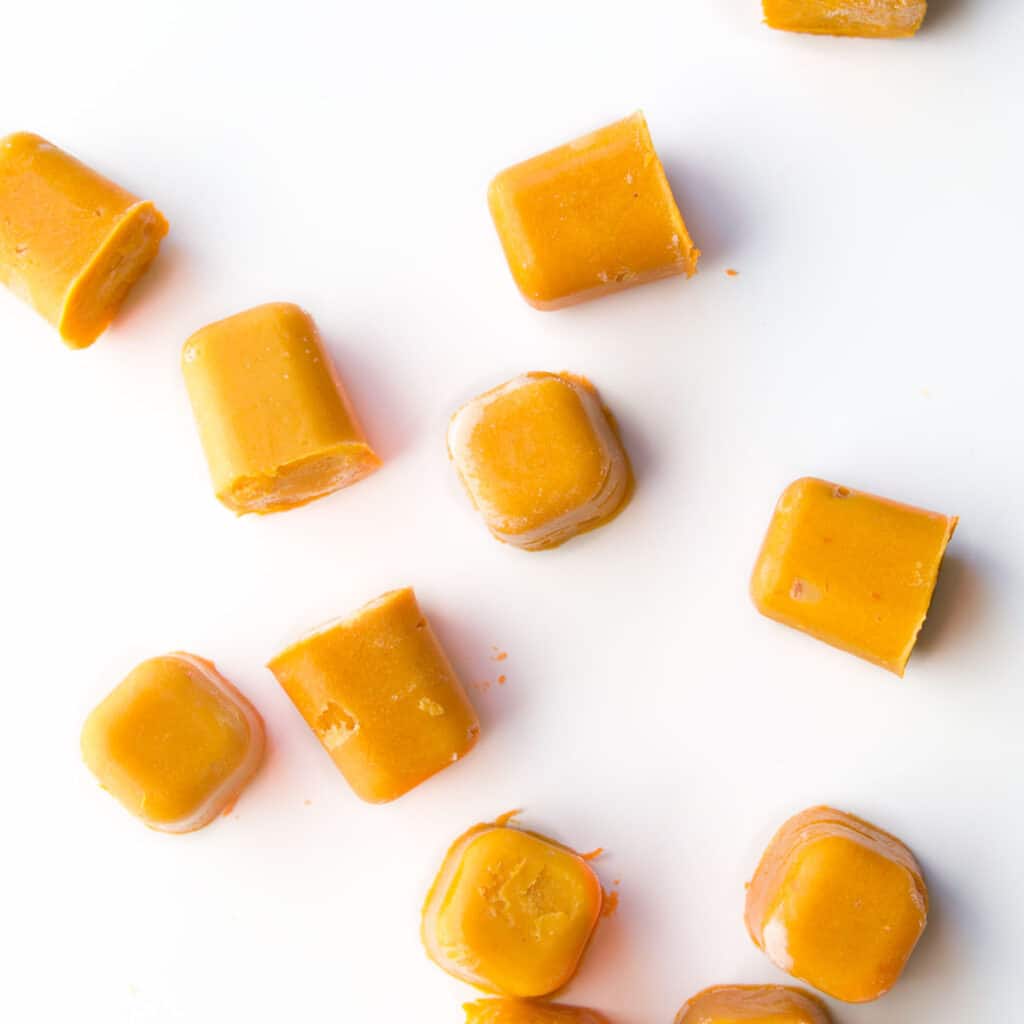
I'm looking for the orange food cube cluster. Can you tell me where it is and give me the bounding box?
[488,112,699,309]
[674,985,831,1023]
[745,806,928,1003]
[763,0,928,38]
[465,1000,610,1024]
[268,588,479,803]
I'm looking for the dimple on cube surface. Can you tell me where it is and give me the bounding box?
[673,984,831,1023]
[422,822,603,997]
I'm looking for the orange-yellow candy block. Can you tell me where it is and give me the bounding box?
[182,302,380,514]
[268,588,479,803]
[763,0,927,38]
[81,653,264,833]
[465,999,611,1024]
[750,477,957,675]
[488,112,699,309]
[422,819,603,997]
[745,806,928,1003]
[448,372,632,550]
[0,132,168,348]
[674,985,831,1024]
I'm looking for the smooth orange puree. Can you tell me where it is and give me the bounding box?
[423,818,603,997]
[448,372,632,550]
[465,999,610,1023]
[745,806,928,1003]
[488,112,699,309]
[0,132,168,347]
[182,302,380,514]
[674,985,831,1023]
[763,0,927,38]
[81,653,264,833]
[751,477,957,675]
[268,588,479,803]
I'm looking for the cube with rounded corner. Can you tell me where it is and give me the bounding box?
[465,999,611,1024]
[182,302,380,514]
[674,985,831,1023]
[268,587,479,803]
[488,112,699,309]
[750,477,957,675]
[81,653,264,833]
[422,818,603,997]
[762,0,927,38]
[745,806,928,1003]
[0,131,168,348]
[448,372,632,550]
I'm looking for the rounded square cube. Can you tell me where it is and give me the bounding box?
[488,112,699,309]
[750,477,957,675]
[0,132,168,348]
[267,588,479,803]
[674,985,831,1024]
[448,372,632,550]
[182,302,380,514]
[745,806,928,1003]
[762,0,928,39]
[422,820,603,997]
[81,653,265,833]
[465,999,610,1024]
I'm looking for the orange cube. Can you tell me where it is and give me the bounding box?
[0,132,168,348]
[81,653,264,832]
[448,372,632,550]
[488,112,699,309]
[763,1,927,38]
[268,588,479,803]
[750,477,957,675]
[674,985,831,1023]
[422,818,603,997]
[465,1000,610,1024]
[745,806,928,1003]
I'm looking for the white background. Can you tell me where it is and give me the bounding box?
[2,1,1020,1021]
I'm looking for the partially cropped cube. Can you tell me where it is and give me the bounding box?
[81,653,264,833]
[448,372,632,550]
[182,302,380,514]
[268,587,479,803]
[763,0,927,38]
[745,806,928,1003]
[489,112,699,309]
[0,132,168,348]
[465,1000,610,1024]
[423,818,603,997]
[674,985,831,1023]
[750,477,957,675]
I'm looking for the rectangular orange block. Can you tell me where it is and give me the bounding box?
[763,0,928,38]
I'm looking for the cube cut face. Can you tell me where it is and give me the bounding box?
[0,131,168,348]
[674,985,831,1023]
[488,112,699,309]
[182,302,380,515]
[267,588,479,803]
[745,806,928,1003]
[81,653,265,832]
[750,477,957,675]
[423,823,603,997]
[762,0,927,38]
[465,999,610,1024]
[448,373,632,550]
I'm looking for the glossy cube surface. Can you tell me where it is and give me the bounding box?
[763,0,927,38]
[674,985,830,1023]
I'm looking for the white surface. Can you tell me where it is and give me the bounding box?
[2,2,1021,1021]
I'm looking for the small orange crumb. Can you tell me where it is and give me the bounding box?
[491,647,509,661]
[498,675,507,685]
[613,878,621,886]
[725,268,739,277]
[580,847,604,861]
[601,891,620,917]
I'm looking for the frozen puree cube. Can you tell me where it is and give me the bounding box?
[763,0,927,38]
[0,132,168,348]
[465,999,611,1023]
[422,818,603,997]
[674,985,831,1023]
[745,806,928,1003]
[750,477,957,675]
[81,653,264,833]
[488,112,699,309]
[448,372,632,550]
[267,588,479,803]
[182,302,380,514]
